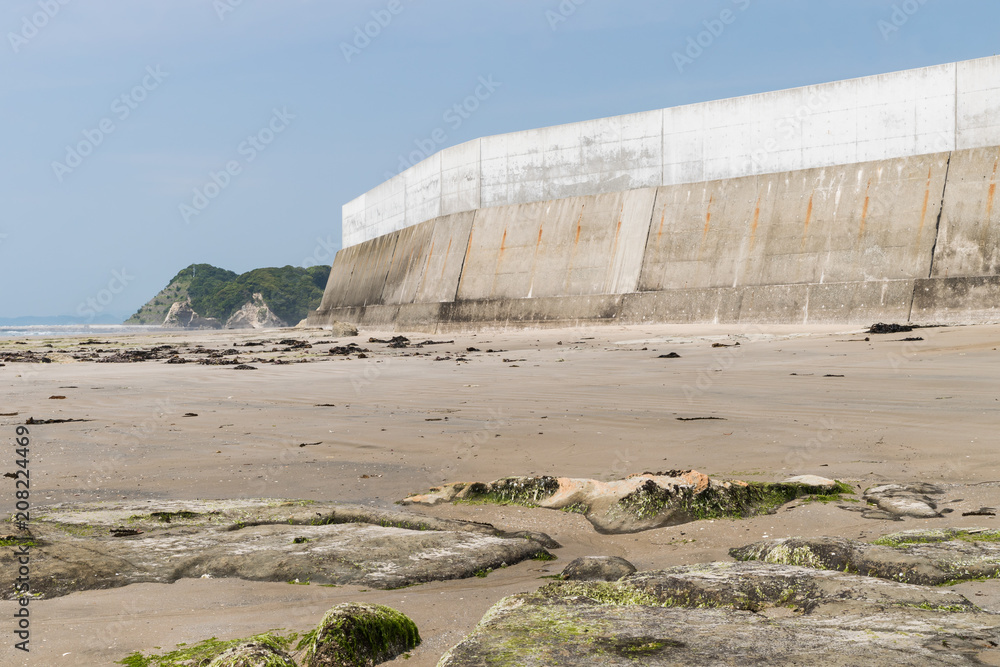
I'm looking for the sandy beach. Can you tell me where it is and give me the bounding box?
[2,321,1000,665]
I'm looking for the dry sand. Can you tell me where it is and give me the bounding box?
[2,322,1000,665]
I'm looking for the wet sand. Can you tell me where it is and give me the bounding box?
[2,322,1000,665]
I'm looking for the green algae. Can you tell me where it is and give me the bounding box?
[457,477,560,508]
[116,632,295,667]
[303,603,420,667]
[616,480,855,523]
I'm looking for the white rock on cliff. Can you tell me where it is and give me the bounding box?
[225,293,287,329]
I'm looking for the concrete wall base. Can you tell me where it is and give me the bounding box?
[308,279,936,332]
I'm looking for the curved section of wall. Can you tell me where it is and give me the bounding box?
[344,56,1000,249]
[313,147,1000,330]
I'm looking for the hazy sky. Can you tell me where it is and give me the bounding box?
[2,0,998,321]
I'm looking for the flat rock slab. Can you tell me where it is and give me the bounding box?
[439,562,1000,666]
[0,499,554,599]
[403,472,847,534]
[860,483,948,519]
[561,556,637,582]
[731,528,1000,586]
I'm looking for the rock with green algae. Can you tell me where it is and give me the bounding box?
[402,472,851,534]
[438,561,1000,666]
[731,528,1000,585]
[207,640,297,667]
[304,603,420,666]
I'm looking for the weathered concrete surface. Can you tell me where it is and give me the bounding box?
[401,473,847,534]
[639,153,948,291]
[932,146,1000,278]
[455,189,654,301]
[731,528,1000,586]
[438,562,1000,666]
[912,276,1000,323]
[0,500,554,599]
[315,143,1000,330]
[346,57,1000,247]
[315,234,399,311]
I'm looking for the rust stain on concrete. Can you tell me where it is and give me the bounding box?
[424,241,435,274]
[439,238,452,280]
[702,197,713,242]
[917,167,932,243]
[987,156,999,219]
[801,194,814,248]
[749,197,761,251]
[857,181,871,241]
[697,197,713,262]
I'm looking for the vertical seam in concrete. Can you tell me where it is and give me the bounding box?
[635,188,662,294]
[452,212,478,302]
[376,235,402,306]
[927,153,952,279]
[914,152,953,321]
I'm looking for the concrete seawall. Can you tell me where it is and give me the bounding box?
[310,146,1000,331]
[344,56,1000,248]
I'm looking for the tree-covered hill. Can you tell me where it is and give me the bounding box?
[126,263,330,326]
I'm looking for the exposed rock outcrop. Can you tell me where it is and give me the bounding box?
[731,528,1000,586]
[0,499,555,599]
[162,300,222,329]
[561,556,637,582]
[303,603,420,667]
[225,293,287,329]
[403,473,850,534]
[326,321,359,336]
[439,562,1000,666]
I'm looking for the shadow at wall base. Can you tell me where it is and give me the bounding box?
[307,277,1000,333]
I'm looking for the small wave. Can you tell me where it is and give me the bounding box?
[0,325,164,339]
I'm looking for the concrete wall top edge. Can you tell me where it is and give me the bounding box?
[343,55,1000,248]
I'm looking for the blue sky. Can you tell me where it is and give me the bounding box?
[2,0,998,321]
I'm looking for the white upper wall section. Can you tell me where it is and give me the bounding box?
[343,55,1000,248]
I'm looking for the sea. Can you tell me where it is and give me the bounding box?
[0,325,164,339]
